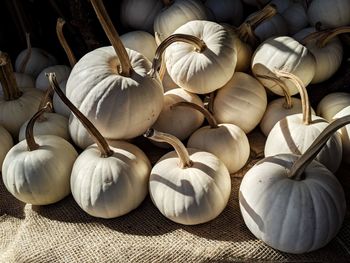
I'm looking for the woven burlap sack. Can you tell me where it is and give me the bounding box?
[1,131,350,262]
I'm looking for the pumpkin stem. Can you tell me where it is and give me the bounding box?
[18,33,32,74]
[37,87,54,122]
[171,101,219,128]
[90,0,132,77]
[162,0,173,7]
[47,72,114,158]
[255,73,293,109]
[26,102,53,151]
[289,115,350,180]
[159,59,167,82]
[274,70,311,125]
[144,128,193,168]
[149,34,207,78]
[0,52,23,101]
[56,18,77,67]
[302,26,350,48]
[237,4,277,46]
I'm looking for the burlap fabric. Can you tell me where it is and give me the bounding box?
[1,132,350,262]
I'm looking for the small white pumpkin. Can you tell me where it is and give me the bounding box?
[145,128,231,225]
[212,72,267,133]
[317,92,350,122]
[120,31,157,62]
[205,0,244,26]
[154,0,208,42]
[0,52,43,137]
[35,65,71,91]
[2,104,78,205]
[252,36,316,96]
[0,125,13,170]
[174,101,250,174]
[333,106,350,164]
[264,71,342,173]
[152,88,204,145]
[308,0,350,28]
[120,0,163,33]
[66,0,163,143]
[154,20,236,94]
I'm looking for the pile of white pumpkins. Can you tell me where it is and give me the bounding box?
[1,0,350,255]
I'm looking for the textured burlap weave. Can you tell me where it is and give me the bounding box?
[1,132,350,262]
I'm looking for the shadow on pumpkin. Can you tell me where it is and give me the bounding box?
[0,176,25,219]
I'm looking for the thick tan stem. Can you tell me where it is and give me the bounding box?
[19,33,32,74]
[0,52,23,101]
[255,73,293,109]
[274,70,311,125]
[144,129,192,168]
[47,73,114,157]
[159,59,166,82]
[289,115,350,180]
[56,18,77,67]
[150,34,207,78]
[90,0,132,77]
[303,26,350,48]
[26,102,52,151]
[171,101,218,128]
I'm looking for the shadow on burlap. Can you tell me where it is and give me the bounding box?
[1,132,350,262]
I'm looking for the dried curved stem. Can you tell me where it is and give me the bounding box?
[171,101,218,128]
[26,102,52,151]
[56,18,77,67]
[144,129,192,168]
[37,87,54,122]
[47,73,114,157]
[18,33,32,73]
[289,115,350,180]
[90,0,132,77]
[0,52,23,101]
[274,70,311,125]
[149,34,207,78]
[302,26,350,48]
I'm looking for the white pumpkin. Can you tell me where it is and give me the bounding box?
[145,129,231,225]
[213,72,267,133]
[0,52,43,137]
[35,65,71,91]
[154,0,207,42]
[2,104,78,205]
[333,106,350,164]
[308,0,350,28]
[159,20,236,94]
[66,0,163,144]
[317,92,350,122]
[52,80,70,118]
[205,0,244,26]
[120,31,157,62]
[252,36,316,96]
[120,0,163,33]
[152,88,204,145]
[174,101,250,174]
[0,125,13,170]
[264,71,342,173]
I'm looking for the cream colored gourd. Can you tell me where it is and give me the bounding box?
[317,92,350,122]
[205,0,243,26]
[258,75,315,136]
[240,123,347,254]
[153,20,236,94]
[120,31,157,62]
[0,125,13,170]
[308,0,350,28]
[333,106,350,164]
[299,27,350,84]
[0,52,43,137]
[49,73,151,218]
[154,0,207,43]
[264,71,342,173]
[174,102,250,174]
[35,65,71,91]
[121,0,162,33]
[15,34,57,78]
[2,103,78,205]
[212,72,267,133]
[66,0,163,144]
[152,89,204,145]
[145,129,231,225]
[252,36,316,96]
